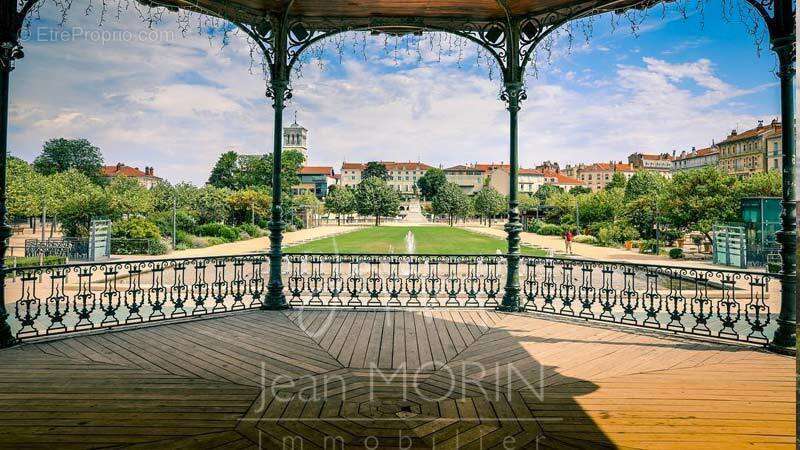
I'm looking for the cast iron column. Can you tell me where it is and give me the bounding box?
[769,0,796,353]
[500,21,525,312]
[263,18,290,310]
[0,38,21,347]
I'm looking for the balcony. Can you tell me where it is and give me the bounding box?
[0,253,793,448]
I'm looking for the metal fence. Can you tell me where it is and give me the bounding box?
[3,253,775,346]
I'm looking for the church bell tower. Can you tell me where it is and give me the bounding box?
[283,112,308,161]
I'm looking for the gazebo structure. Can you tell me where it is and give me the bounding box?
[0,0,796,447]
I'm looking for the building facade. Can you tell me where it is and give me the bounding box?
[672,146,719,172]
[339,161,431,196]
[443,164,485,195]
[765,125,783,172]
[628,152,674,178]
[717,120,780,177]
[295,166,336,199]
[541,170,583,190]
[101,163,162,189]
[576,162,635,192]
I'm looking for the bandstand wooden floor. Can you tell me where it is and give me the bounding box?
[0,309,794,449]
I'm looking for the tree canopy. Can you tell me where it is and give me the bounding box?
[473,187,506,226]
[661,167,739,239]
[355,177,400,226]
[324,186,356,224]
[624,171,666,201]
[33,138,104,182]
[605,172,628,190]
[432,182,470,226]
[362,162,389,181]
[417,168,447,200]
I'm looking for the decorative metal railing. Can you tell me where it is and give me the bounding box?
[3,253,776,346]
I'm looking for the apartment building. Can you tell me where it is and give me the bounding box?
[717,119,780,177]
[672,146,719,172]
[576,162,636,192]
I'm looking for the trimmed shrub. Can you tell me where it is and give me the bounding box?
[238,223,263,239]
[205,237,228,246]
[538,224,564,236]
[639,239,660,254]
[669,248,684,259]
[196,223,239,242]
[111,217,164,255]
[526,220,545,234]
[573,235,598,245]
[598,222,640,246]
[7,256,67,269]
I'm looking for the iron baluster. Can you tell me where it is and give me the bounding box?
[598,265,617,321]
[483,257,501,307]
[642,269,662,328]
[578,263,595,319]
[386,257,402,307]
[287,255,305,306]
[170,261,189,317]
[73,266,96,330]
[689,271,712,335]
[665,269,687,332]
[445,258,462,307]
[15,270,40,337]
[327,257,343,306]
[540,259,557,313]
[424,257,442,307]
[191,260,209,315]
[346,257,363,306]
[247,257,266,308]
[716,274,742,339]
[211,259,229,313]
[44,268,68,334]
[521,257,538,311]
[366,257,383,306]
[147,263,167,320]
[464,258,481,307]
[307,256,324,306]
[124,265,144,323]
[558,261,576,315]
[619,266,638,324]
[99,265,120,326]
[230,258,247,310]
[405,257,422,307]
[744,274,770,343]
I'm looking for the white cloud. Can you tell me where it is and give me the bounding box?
[8,5,778,185]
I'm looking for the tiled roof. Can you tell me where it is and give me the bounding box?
[341,162,366,170]
[341,161,432,171]
[475,163,510,172]
[298,166,335,175]
[101,164,153,178]
[581,163,634,172]
[719,121,781,144]
[674,146,719,161]
[519,168,543,175]
[638,153,673,161]
[542,171,582,185]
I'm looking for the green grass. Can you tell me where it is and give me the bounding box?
[285,226,546,255]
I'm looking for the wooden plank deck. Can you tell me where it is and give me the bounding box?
[0,309,793,449]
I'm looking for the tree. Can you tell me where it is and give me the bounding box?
[576,188,625,226]
[473,187,506,227]
[432,183,470,226]
[324,186,356,225]
[417,168,447,200]
[735,171,781,198]
[517,194,539,216]
[624,171,666,201]
[569,186,592,195]
[263,149,306,193]
[193,186,232,224]
[7,157,44,220]
[208,151,243,189]
[661,166,738,241]
[33,138,104,182]
[362,162,389,181]
[227,189,271,225]
[106,176,154,218]
[355,177,400,226]
[605,172,628,190]
[534,184,563,204]
[58,183,110,237]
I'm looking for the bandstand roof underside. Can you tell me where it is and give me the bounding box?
[151,0,657,27]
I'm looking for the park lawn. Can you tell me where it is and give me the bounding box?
[285,226,546,255]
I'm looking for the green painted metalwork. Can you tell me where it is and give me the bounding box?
[741,0,796,353]
[2,253,777,347]
[0,0,25,348]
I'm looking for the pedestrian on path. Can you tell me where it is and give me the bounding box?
[564,229,574,255]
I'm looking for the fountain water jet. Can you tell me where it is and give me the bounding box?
[405,231,416,254]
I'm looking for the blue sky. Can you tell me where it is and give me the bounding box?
[10,1,782,184]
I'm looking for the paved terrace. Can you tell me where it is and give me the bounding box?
[0,309,793,449]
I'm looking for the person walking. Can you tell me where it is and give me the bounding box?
[564,229,574,255]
